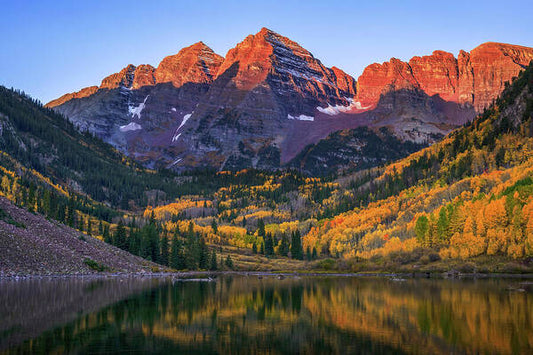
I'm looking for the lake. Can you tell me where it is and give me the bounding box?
[0,275,532,354]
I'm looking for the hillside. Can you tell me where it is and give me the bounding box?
[299,61,533,270]
[0,196,159,275]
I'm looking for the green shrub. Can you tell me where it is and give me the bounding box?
[83,258,107,272]
[316,258,336,270]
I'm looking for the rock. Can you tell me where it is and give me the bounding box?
[154,42,223,87]
[357,42,533,111]
[45,31,533,173]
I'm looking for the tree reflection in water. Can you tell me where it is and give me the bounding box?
[1,276,531,354]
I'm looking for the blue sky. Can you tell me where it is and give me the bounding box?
[1,0,532,103]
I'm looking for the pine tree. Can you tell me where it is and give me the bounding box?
[185,223,199,269]
[265,233,274,256]
[279,233,289,256]
[199,237,209,269]
[252,242,258,254]
[160,231,169,266]
[257,218,265,237]
[170,229,183,270]
[290,230,303,260]
[312,247,318,259]
[210,250,218,271]
[306,246,311,261]
[114,220,128,251]
[129,227,140,255]
[103,225,112,244]
[225,255,234,269]
[260,242,265,255]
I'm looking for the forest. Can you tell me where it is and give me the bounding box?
[0,61,532,272]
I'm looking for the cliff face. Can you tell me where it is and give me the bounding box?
[175,27,359,170]
[47,28,358,171]
[154,42,223,87]
[357,42,533,111]
[46,31,533,173]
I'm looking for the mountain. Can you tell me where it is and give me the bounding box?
[47,28,357,171]
[176,27,359,170]
[46,42,223,168]
[0,86,195,209]
[47,29,533,173]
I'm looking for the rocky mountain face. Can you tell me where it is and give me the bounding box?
[47,42,223,167]
[177,27,358,169]
[356,42,533,111]
[47,29,533,174]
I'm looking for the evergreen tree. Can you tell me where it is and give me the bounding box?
[265,233,274,256]
[170,229,183,270]
[199,237,209,269]
[225,255,234,269]
[279,233,289,256]
[306,246,311,261]
[260,242,265,255]
[312,247,318,260]
[114,220,128,251]
[185,223,199,269]
[141,221,159,262]
[290,230,304,260]
[129,227,141,255]
[257,218,265,237]
[210,250,218,271]
[252,242,257,254]
[160,231,169,266]
[103,225,111,244]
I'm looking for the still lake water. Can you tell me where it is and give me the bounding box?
[0,275,532,354]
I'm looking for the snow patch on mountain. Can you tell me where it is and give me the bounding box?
[287,114,314,121]
[128,95,149,119]
[171,112,193,142]
[120,122,142,132]
[168,158,182,168]
[178,113,192,130]
[317,98,370,115]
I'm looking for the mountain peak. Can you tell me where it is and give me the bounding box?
[100,64,136,89]
[154,42,223,87]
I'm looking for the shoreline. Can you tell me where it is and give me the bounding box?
[2,270,533,281]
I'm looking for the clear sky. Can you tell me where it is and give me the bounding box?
[1,0,532,104]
